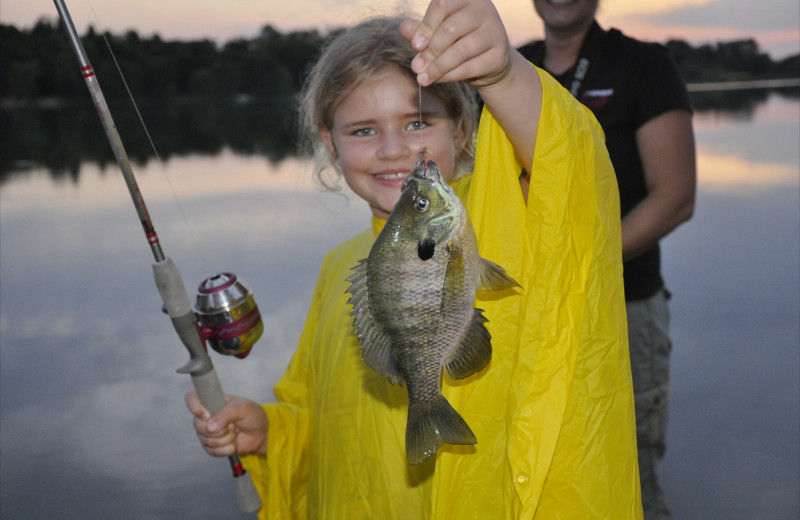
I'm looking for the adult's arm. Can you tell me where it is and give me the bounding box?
[622,109,696,261]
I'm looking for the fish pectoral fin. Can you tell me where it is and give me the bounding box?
[406,394,476,465]
[443,308,492,380]
[345,259,403,385]
[477,257,521,292]
[444,241,466,294]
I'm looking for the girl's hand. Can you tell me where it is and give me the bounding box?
[399,0,511,89]
[402,0,542,179]
[185,391,269,457]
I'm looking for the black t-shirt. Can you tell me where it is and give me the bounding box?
[519,21,692,301]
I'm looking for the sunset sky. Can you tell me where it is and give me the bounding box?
[2,0,799,58]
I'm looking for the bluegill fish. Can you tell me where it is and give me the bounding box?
[346,151,519,465]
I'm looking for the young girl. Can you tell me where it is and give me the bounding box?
[186,1,642,518]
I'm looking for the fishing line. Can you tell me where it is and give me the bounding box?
[87,1,161,165]
[418,83,423,151]
[86,0,202,256]
[418,83,427,175]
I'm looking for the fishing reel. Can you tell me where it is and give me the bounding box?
[194,272,263,359]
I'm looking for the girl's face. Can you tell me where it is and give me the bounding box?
[320,67,462,220]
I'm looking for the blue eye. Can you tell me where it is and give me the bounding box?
[408,121,428,131]
[353,128,375,137]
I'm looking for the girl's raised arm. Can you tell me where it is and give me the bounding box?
[400,0,542,170]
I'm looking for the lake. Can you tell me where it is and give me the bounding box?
[1,89,798,519]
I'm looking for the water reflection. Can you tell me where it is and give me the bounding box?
[2,87,798,180]
[1,150,366,519]
[0,96,297,182]
[693,93,800,190]
[1,91,798,519]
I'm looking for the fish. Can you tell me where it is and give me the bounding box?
[345,150,520,465]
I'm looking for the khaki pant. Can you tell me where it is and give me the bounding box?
[627,289,673,520]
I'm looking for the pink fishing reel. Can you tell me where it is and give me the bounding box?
[195,273,263,359]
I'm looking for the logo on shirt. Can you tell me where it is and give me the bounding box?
[581,88,614,108]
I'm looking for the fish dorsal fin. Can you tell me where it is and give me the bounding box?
[443,308,492,380]
[477,258,520,293]
[345,259,403,385]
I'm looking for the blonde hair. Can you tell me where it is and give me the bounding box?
[298,16,478,189]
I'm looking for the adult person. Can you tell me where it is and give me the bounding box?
[187,1,643,517]
[519,1,697,518]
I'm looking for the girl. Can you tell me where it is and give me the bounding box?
[187,1,642,518]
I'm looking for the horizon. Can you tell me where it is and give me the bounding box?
[2,0,799,60]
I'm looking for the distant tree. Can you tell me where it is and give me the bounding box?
[0,21,796,101]
[715,39,771,76]
[773,54,800,79]
[666,38,781,82]
[3,22,798,177]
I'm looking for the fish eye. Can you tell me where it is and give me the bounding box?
[415,197,429,212]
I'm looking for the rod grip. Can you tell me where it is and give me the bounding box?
[190,370,226,414]
[153,257,193,318]
[232,460,262,514]
[192,373,261,514]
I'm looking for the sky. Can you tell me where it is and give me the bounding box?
[1,0,799,58]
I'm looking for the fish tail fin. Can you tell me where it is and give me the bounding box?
[406,395,476,465]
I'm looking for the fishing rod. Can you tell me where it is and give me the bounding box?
[52,0,262,514]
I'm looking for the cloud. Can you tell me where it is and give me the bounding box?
[624,0,800,32]
[599,0,714,17]
[696,147,799,192]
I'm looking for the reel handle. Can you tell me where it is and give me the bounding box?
[153,258,261,514]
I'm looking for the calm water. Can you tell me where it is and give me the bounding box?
[1,91,798,519]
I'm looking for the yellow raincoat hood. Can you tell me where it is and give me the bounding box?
[242,67,642,519]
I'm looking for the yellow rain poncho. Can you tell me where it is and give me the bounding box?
[242,68,642,519]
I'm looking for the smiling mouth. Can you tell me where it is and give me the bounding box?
[374,172,409,180]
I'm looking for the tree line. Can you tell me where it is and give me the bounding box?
[2,19,797,180]
[666,38,798,83]
[1,19,335,102]
[1,19,798,103]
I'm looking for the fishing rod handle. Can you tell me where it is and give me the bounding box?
[190,372,262,514]
[185,355,261,514]
[153,258,262,514]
